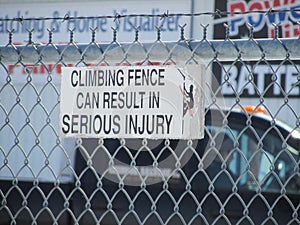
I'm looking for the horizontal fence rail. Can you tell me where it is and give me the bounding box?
[1,38,300,64]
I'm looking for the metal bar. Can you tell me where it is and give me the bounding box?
[1,38,300,64]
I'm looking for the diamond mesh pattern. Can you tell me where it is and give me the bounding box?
[0,26,300,225]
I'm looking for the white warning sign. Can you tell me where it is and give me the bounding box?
[59,65,205,139]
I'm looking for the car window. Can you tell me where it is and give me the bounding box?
[207,123,299,193]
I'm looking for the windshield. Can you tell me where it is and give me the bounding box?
[206,120,299,193]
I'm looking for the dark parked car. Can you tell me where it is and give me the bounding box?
[1,107,300,225]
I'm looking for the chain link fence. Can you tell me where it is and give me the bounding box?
[1,12,300,225]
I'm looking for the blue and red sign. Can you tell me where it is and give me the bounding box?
[214,0,300,39]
